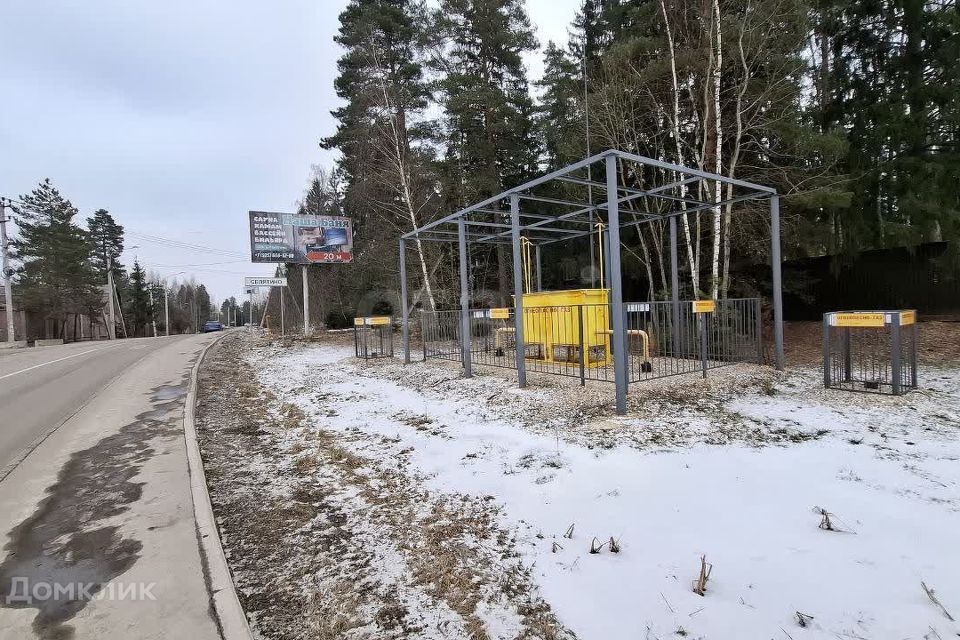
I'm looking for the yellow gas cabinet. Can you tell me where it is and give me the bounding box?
[519,289,611,367]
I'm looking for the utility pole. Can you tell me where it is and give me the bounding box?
[149,286,157,337]
[106,253,117,340]
[0,198,16,343]
[164,286,170,336]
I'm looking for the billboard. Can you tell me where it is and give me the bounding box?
[249,211,353,264]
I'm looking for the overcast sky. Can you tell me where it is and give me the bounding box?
[0,0,580,303]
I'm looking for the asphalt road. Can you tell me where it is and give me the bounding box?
[0,337,187,479]
[0,332,225,640]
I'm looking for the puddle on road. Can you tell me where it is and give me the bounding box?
[0,379,188,640]
[151,383,187,402]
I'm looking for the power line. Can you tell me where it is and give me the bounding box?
[152,260,248,267]
[126,231,247,258]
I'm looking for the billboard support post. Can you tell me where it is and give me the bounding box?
[280,286,285,336]
[302,265,310,337]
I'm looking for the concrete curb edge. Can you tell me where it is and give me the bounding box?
[183,332,255,640]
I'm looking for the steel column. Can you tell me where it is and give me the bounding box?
[890,314,902,395]
[458,218,472,377]
[605,155,628,415]
[399,238,410,363]
[510,194,527,387]
[669,214,680,357]
[302,264,310,337]
[822,314,831,388]
[770,195,785,370]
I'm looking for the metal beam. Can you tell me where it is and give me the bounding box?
[399,237,410,363]
[670,216,680,358]
[458,218,472,377]
[771,194,785,370]
[613,148,778,195]
[404,152,608,239]
[606,155,628,415]
[403,149,775,241]
[510,194,526,387]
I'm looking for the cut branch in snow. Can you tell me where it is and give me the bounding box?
[564,523,575,539]
[692,555,713,596]
[922,581,955,622]
[795,611,814,627]
[589,537,605,554]
[816,507,835,531]
[609,536,621,553]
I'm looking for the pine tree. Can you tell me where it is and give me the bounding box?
[87,208,124,282]
[438,0,539,199]
[126,260,151,337]
[436,0,539,303]
[322,0,441,311]
[536,42,583,170]
[11,179,103,338]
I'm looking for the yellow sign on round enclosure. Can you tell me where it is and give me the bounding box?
[692,300,716,314]
[832,313,886,327]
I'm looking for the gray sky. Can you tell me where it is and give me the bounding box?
[0,0,579,303]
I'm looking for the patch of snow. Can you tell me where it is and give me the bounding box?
[252,343,960,640]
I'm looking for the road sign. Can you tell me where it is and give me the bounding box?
[249,211,353,264]
[244,277,287,287]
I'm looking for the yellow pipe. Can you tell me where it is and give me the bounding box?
[520,237,533,294]
[597,328,650,362]
[595,222,605,289]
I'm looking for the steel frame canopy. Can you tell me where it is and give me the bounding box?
[398,149,785,414]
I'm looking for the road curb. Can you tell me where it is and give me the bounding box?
[183,332,255,640]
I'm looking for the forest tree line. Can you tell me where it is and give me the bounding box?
[6,179,219,340]
[287,0,958,326]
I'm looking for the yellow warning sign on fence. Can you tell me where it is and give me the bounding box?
[354,316,391,326]
[900,310,916,325]
[489,308,510,319]
[692,300,716,314]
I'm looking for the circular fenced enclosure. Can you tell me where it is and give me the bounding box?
[354,316,393,360]
[822,310,918,395]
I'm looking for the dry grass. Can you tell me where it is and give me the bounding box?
[305,582,366,640]
[692,555,712,596]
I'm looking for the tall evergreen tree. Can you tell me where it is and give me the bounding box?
[437,0,539,200]
[322,0,442,312]
[535,42,583,170]
[126,260,151,337]
[86,208,124,282]
[436,0,539,303]
[11,179,103,338]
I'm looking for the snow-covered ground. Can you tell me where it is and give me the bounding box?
[247,340,960,640]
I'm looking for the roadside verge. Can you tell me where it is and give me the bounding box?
[183,332,254,640]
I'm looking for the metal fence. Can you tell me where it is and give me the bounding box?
[420,298,763,385]
[354,322,394,360]
[823,310,917,395]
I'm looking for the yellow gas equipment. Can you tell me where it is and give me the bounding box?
[518,289,611,366]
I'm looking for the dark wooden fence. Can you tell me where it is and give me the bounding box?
[783,242,960,320]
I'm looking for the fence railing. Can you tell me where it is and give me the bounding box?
[420,298,763,385]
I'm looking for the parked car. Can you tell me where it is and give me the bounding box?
[202,321,224,332]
